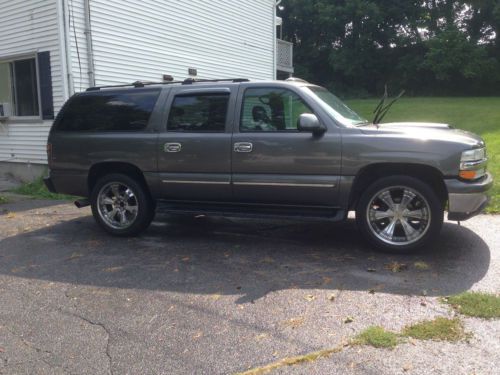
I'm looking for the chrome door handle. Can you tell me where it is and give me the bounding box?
[234,142,253,153]
[164,143,182,153]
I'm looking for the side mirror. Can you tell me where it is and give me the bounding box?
[298,114,326,135]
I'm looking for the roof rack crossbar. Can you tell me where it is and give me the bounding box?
[86,78,250,91]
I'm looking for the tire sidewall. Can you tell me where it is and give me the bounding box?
[90,173,154,236]
[356,175,444,253]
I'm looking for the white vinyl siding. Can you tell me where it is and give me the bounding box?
[68,0,275,88]
[0,0,63,164]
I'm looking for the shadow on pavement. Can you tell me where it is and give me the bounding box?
[0,213,490,302]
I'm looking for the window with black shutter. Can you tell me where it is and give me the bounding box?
[0,52,54,119]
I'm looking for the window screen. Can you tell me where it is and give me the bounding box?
[55,89,161,132]
[167,94,229,132]
[241,88,312,132]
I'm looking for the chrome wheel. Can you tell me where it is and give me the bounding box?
[366,186,431,246]
[97,182,139,230]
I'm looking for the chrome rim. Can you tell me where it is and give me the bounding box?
[366,186,431,246]
[97,182,139,230]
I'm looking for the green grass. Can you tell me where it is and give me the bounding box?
[12,176,75,201]
[347,97,500,213]
[0,195,7,204]
[353,326,399,348]
[402,317,466,342]
[444,292,500,319]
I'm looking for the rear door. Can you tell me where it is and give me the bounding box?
[231,84,342,206]
[157,85,236,201]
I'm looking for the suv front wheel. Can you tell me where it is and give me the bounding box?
[356,176,444,253]
[90,173,155,236]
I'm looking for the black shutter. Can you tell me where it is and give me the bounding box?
[37,51,54,120]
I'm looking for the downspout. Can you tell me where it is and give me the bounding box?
[273,1,282,80]
[62,0,74,95]
[84,0,96,87]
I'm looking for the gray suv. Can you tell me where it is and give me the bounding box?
[44,78,493,252]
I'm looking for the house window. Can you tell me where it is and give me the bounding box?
[0,57,40,117]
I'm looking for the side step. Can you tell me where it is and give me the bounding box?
[156,201,346,222]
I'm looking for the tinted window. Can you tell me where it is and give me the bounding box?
[55,88,160,131]
[241,88,313,132]
[167,94,229,132]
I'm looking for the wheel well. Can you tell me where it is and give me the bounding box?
[88,162,150,196]
[348,163,448,210]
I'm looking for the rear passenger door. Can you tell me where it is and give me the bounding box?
[157,86,236,201]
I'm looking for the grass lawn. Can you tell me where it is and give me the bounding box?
[346,97,500,213]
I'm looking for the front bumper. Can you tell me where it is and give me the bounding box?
[445,172,493,221]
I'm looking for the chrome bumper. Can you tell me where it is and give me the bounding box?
[445,173,493,221]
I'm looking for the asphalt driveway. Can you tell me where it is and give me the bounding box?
[0,199,498,374]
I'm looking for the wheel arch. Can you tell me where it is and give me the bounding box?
[88,162,151,198]
[348,163,448,210]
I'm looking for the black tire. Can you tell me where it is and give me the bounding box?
[356,175,444,253]
[90,173,155,236]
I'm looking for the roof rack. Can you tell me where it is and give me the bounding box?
[86,78,250,91]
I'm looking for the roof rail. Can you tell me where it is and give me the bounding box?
[86,78,250,91]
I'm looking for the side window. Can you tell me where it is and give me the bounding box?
[241,88,313,132]
[167,94,229,132]
[55,88,161,132]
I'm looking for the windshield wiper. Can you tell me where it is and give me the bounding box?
[372,85,405,126]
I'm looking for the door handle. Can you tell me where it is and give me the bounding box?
[234,142,253,153]
[164,143,182,153]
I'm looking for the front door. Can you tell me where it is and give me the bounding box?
[231,86,342,207]
[157,87,235,201]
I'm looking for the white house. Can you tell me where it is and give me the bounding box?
[0,0,293,180]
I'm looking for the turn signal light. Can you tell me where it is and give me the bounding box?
[459,170,477,180]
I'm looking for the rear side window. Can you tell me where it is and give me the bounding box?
[167,94,229,132]
[55,88,161,132]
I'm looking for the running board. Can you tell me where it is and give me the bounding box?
[156,201,346,222]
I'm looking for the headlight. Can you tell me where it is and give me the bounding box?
[459,147,487,180]
[461,148,486,162]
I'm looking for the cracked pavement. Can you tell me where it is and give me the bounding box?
[0,199,499,374]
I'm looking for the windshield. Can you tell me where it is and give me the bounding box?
[305,86,368,126]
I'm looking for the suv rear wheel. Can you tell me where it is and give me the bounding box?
[90,173,154,236]
[356,175,443,253]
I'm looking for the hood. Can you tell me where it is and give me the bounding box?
[359,122,485,148]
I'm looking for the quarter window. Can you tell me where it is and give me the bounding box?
[241,88,313,132]
[0,58,40,117]
[167,94,229,132]
[55,88,161,132]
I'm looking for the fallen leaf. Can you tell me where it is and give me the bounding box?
[211,293,222,301]
[304,294,316,302]
[261,256,275,264]
[414,261,430,271]
[322,276,333,285]
[369,289,376,294]
[103,266,123,273]
[283,317,305,329]
[328,294,336,301]
[6,212,15,219]
[272,351,279,357]
[384,261,408,273]
[181,256,190,262]
[403,363,413,372]
[366,268,377,273]
[344,316,354,324]
[67,252,83,261]
[255,333,268,341]
[192,331,203,339]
